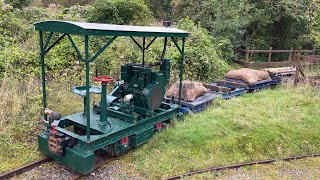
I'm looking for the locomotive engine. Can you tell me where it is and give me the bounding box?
[93,60,171,121]
[119,59,170,111]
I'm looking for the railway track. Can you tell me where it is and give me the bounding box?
[2,153,320,179]
[166,153,320,179]
[0,157,52,179]
[0,156,116,180]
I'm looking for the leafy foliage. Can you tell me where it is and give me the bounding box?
[86,0,152,25]
[174,0,319,61]
[0,3,28,47]
[168,18,230,81]
[41,0,93,7]
[4,0,31,9]
[144,0,173,20]
[309,0,320,47]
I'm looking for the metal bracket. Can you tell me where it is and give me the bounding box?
[44,32,53,50]
[44,33,67,54]
[130,36,143,50]
[67,34,84,61]
[90,36,118,62]
[146,37,157,50]
[171,37,182,54]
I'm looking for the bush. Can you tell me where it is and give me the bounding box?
[4,0,31,9]
[0,4,29,47]
[86,0,152,25]
[167,18,231,82]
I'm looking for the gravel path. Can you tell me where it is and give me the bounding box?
[10,157,320,179]
[11,162,73,180]
[10,159,141,180]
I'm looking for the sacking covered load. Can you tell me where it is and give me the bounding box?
[166,80,209,102]
[225,68,271,85]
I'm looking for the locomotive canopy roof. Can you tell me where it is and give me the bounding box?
[34,20,189,37]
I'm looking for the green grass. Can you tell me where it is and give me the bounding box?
[1,79,319,177]
[121,85,320,178]
[0,77,84,173]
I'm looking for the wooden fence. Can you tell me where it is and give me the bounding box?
[236,47,318,68]
[294,55,320,86]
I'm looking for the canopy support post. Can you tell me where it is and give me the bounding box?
[39,31,48,123]
[85,35,91,141]
[142,37,146,66]
[161,37,168,61]
[179,37,185,105]
[171,37,185,105]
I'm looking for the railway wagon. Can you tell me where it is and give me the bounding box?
[35,20,189,174]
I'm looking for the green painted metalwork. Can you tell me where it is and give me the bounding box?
[171,37,185,105]
[142,37,146,66]
[39,31,47,122]
[179,37,186,105]
[130,36,142,49]
[146,37,157,49]
[34,21,189,37]
[35,20,189,175]
[38,133,95,174]
[67,34,83,61]
[44,32,53,50]
[85,35,90,140]
[44,33,66,54]
[100,83,108,125]
[161,37,168,61]
[90,36,117,62]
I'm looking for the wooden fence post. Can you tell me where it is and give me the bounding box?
[288,47,293,61]
[294,55,301,86]
[245,47,249,62]
[268,47,272,62]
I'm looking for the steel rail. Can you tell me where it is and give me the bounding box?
[0,156,117,180]
[166,153,320,180]
[0,157,52,179]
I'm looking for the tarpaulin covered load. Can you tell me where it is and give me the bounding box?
[166,80,209,102]
[225,68,271,85]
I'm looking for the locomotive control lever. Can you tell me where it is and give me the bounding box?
[94,75,113,127]
[44,108,62,120]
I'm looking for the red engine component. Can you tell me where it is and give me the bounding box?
[155,122,163,130]
[121,137,129,144]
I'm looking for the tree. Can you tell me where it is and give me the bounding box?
[175,0,318,61]
[144,0,173,20]
[4,0,31,9]
[86,0,153,25]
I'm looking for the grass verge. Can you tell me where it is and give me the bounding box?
[0,76,84,173]
[121,85,320,178]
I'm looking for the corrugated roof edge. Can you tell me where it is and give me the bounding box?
[34,20,189,37]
